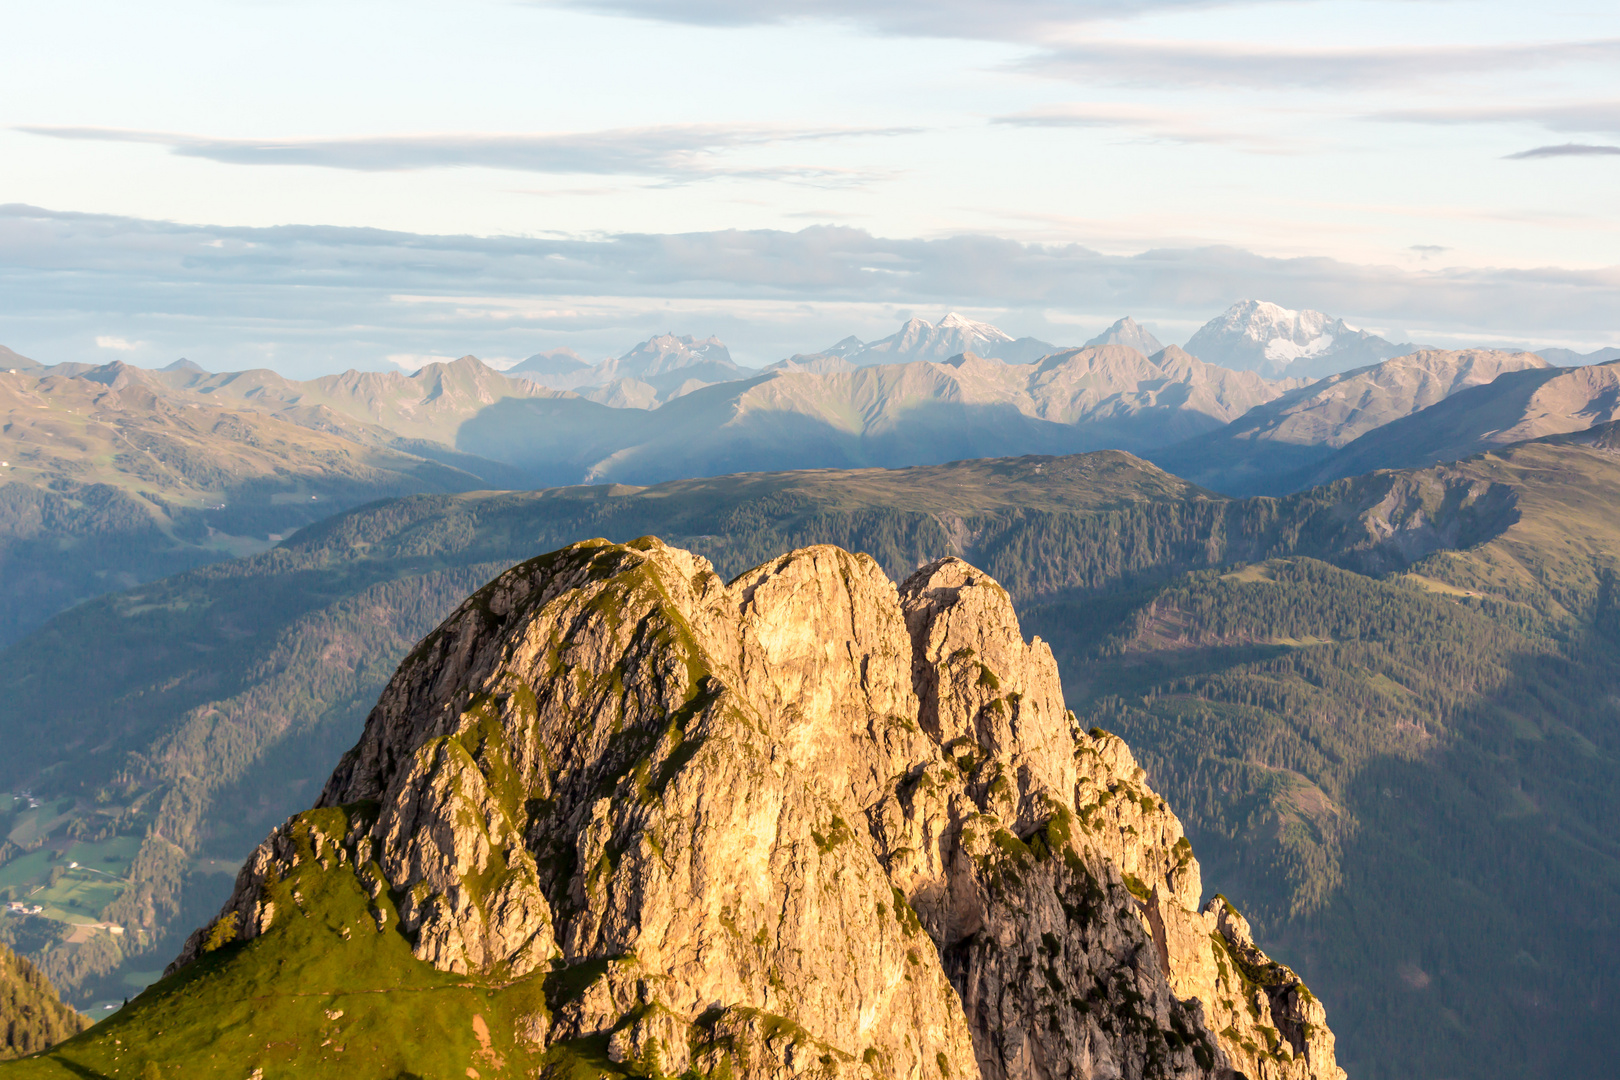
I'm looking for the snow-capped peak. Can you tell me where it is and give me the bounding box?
[936,311,1014,343]
[1183,299,1410,378]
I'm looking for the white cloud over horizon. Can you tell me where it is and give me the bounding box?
[2,204,1613,379]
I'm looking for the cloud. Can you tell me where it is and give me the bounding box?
[547,0,1223,42]
[1505,144,1620,160]
[991,103,1289,151]
[1373,101,1620,136]
[1021,39,1620,91]
[16,123,918,185]
[94,335,140,350]
[2,204,1616,377]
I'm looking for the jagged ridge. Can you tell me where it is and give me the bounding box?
[26,539,1342,1079]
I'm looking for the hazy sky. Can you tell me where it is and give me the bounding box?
[3,0,1617,375]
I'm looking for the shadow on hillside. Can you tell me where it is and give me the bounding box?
[452,389,1238,487]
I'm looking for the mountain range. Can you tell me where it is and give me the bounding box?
[4,303,1613,645]
[508,333,749,409]
[1296,355,1620,486]
[5,291,1620,1077]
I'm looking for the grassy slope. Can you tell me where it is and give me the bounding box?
[3,807,548,1080]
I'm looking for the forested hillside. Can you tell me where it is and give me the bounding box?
[0,943,85,1059]
[1027,434,1620,1079]
[0,442,1616,1079]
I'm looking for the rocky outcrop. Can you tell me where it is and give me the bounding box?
[175,537,1343,1080]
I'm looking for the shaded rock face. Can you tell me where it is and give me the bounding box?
[176,538,1343,1080]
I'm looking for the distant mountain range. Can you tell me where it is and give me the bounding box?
[492,303,1424,402]
[410,343,1296,487]
[1532,345,1620,366]
[508,332,748,409]
[1,303,1615,641]
[816,311,1057,366]
[111,329,1314,487]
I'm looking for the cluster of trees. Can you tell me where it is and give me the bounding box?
[0,942,86,1058]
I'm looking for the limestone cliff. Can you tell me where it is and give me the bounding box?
[173,538,1343,1080]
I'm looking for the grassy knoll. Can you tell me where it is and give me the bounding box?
[2,807,547,1080]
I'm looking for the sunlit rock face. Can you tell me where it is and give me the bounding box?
[180,537,1345,1080]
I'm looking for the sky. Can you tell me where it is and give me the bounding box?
[2,0,1617,376]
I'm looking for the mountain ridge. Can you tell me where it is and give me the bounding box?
[1151,348,1551,492]
[0,359,521,647]
[1299,356,1620,486]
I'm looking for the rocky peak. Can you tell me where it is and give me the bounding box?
[1185,301,1413,379]
[172,537,1344,1080]
[616,333,735,378]
[1085,317,1165,356]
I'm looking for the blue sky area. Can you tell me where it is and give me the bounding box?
[3,0,1616,375]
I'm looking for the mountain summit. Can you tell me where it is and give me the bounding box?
[509,333,748,407]
[1084,317,1164,355]
[35,538,1344,1079]
[833,314,1056,367]
[1184,300,1413,379]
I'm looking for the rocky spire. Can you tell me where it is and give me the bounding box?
[172,537,1343,1080]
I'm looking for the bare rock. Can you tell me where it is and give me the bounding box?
[173,537,1343,1080]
